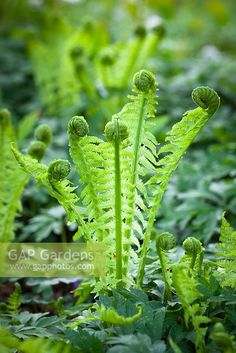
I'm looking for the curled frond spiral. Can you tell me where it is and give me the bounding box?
[68,116,89,138]
[133,69,157,93]
[34,124,52,147]
[156,232,176,251]
[183,237,202,256]
[28,141,46,161]
[192,86,220,116]
[48,159,71,181]
[105,117,129,142]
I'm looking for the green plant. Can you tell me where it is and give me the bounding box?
[12,70,220,290]
[0,108,51,242]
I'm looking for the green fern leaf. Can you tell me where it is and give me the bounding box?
[214,213,236,289]
[11,147,86,234]
[137,86,220,286]
[7,283,21,315]
[172,267,210,353]
[0,109,28,242]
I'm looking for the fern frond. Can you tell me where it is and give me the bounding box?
[97,304,142,325]
[116,70,158,276]
[68,116,105,241]
[172,267,210,353]
[70,304,142,328]
[137,86,220,286]
[27,19,81,116]
[214,213,236,289]
[7,283,21,315]
[0,109,28,242]
[11,147,86,235]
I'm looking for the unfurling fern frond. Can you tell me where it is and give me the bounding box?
[97,304,142,324]
[214,213,236,289]
[6,283,21,315]
[117,70,158,277]
[137,86,220,286]
[0,109,41,242]
[172,267,210,353]
[68,115,104,241]
[70,304,142,328]
[156,232,176,301]
[12,70,219,292]
[11,147,86,235]
[180,237,204,276]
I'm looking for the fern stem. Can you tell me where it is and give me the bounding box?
[72,141,103,241]
[123,95,146,275]
[114,118,123,280]
[156,247,172,301]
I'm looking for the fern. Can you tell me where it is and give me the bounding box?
[11,149,86,234]
[172,267,210,353]
[70,304,142,328]
[137,86,220,286]
[0,109,35,242]
[7,283,21,315]
[13,71,220,291]
[214,213,236,289]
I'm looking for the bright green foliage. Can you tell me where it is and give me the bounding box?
[19,337,75,353]
[26,14,163,120]
[0,326,19,353]
[12,70,220,290]
[0,108,51,242]
[6,283,21,315]
[0,109,28,242]
[137,85,220,286]
[172,267,210,353]
[11,148,82,226]
[210,322,236,353]
[214,213,236,289]
[97,304,142,325]
[0,327,77,353]
[70,304,142,328]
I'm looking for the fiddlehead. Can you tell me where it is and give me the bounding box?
[48,159,71,182]
[28,123,52,161]
[183,237,203,275]
[28,141,46,161]
[156,232,176,301]
[105,118,129,142]
[192,86,220,116]
[34,124,52,147]
[68,115,89,138]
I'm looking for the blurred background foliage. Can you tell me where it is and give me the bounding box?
[0,0,236,244]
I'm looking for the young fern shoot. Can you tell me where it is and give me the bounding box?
[137,86,220,286]
[105,117,129,280]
